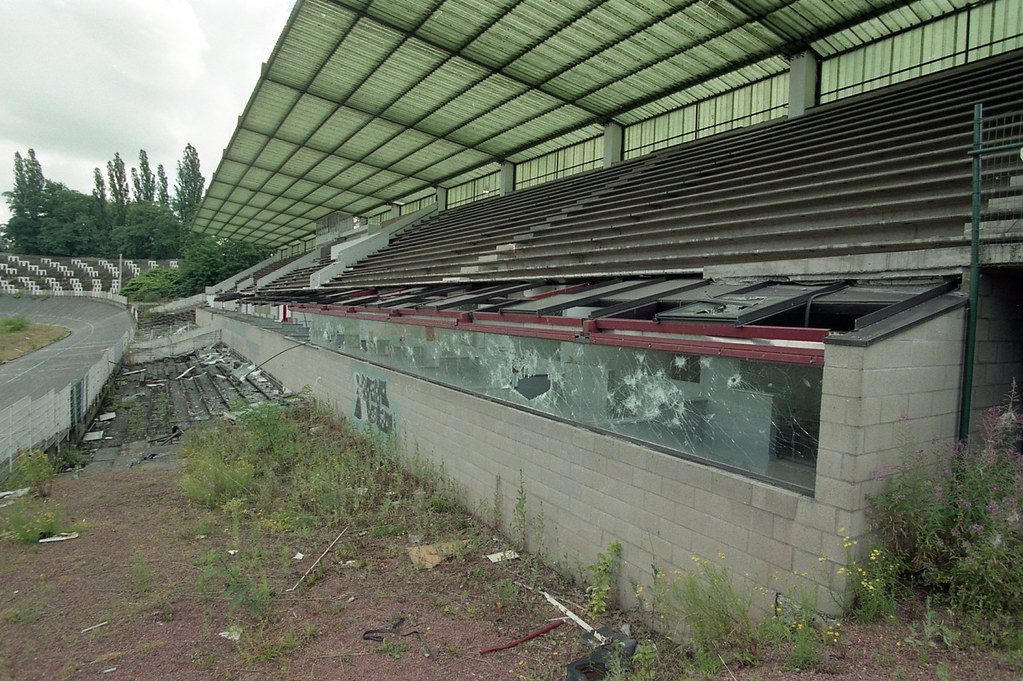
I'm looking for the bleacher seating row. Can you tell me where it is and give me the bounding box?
[0,253,177,295]
[216,49,1022,300]
[333,48,1023,285]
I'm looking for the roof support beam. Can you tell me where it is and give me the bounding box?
[499,161,515,197]
[789,50,820,117]
[603,121,624,168]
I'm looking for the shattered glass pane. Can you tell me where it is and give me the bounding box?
[309,316,821,490]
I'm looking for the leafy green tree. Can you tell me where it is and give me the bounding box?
[172,143,204,226]
[92,168,107,203]
[106,152,131,226]
[119,266,184,302]
[156,164,170,208]
[112,201,182,259]
[174,235,271,294]
[131,149,156,202]
[3,149,46,253]
[36,182,103,256]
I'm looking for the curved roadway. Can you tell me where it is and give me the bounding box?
[0,297,134,410]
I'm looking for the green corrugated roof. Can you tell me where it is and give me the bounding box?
[193,0,975,247]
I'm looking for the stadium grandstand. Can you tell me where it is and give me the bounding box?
[0,254,177,296]
[190,0,1022,613]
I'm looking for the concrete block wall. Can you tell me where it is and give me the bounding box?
[199,302,977,618]
[817,309,966,578]
[201,308,876,617]
[972,270,1023,430]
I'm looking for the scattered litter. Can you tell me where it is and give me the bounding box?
[227,550,237,556]
[218,625,243,641]
[82,431,104,442]
[517,585,611,646]
[123,369,145,376]
[39,532,79,543]
[620,623,631,637]
[101,667,117,674]
[81,621,109,633]
[293,552,305,561]
[566,628,638,681]
[356,487,368,496]
[480,619,563,655]
[286,527,348,592]
[339,560,358,568]
[196,535,207,540]
[0,487,29,508]
[308,425,325,435]
[98,412,117,422]
[145,383,164,388]
[347,596,355,603]
[407,533,422,544]
[407,540,467,569]
[363,617,438,661]
[486,550,519,563]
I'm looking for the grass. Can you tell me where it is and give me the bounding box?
[0,316,69,362]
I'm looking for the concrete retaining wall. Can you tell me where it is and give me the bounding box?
[130,327,221,363]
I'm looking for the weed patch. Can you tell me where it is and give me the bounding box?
[865,384,1023,636]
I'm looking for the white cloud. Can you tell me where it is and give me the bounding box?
[0,0,293,226]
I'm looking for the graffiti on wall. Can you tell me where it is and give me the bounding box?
[353,371,394,434]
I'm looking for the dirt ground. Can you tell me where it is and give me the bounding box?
[0,467,600,681]
[3,466,1023,681]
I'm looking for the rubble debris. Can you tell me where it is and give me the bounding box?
[98,412,116,422]
[175,366,195,380]
[0,487,30,508]
[82,431,103,442]
[39,532,79,543]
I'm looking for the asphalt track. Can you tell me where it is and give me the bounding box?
[0,297,134,410]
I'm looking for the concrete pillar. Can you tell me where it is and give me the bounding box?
[435,186,448,212]
[603,121,624,167]
[389,203,401,220]
[499,161,515,196]
[789,50,819,118]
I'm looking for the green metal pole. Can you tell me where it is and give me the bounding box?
[958,103,983,442]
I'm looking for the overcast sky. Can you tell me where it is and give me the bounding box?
[0,0,295,227]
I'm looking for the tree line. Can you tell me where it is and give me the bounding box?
[2,147,272,299]
[2,145,203,259]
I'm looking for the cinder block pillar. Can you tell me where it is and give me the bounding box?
[435,186,448,212]
[603,121,624,167]
[789,50,819,117]
[499,161,515,196]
